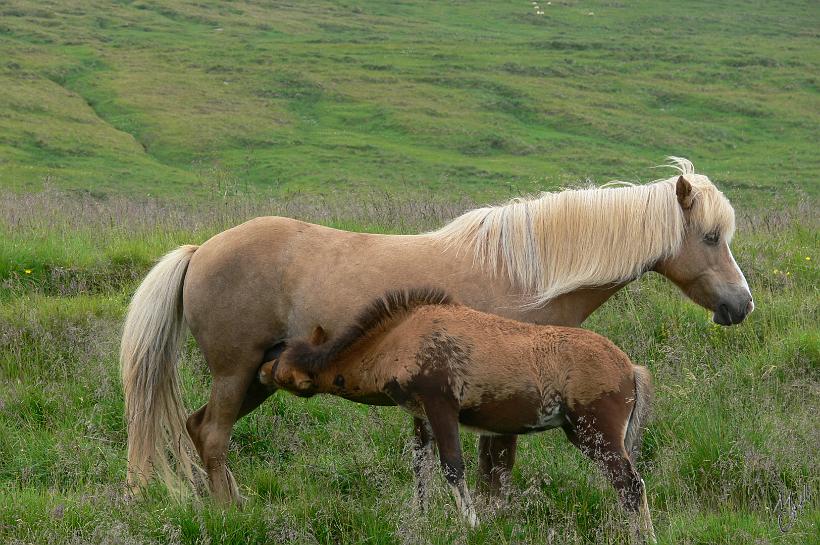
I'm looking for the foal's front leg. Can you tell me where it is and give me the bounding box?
[420,397,478,527]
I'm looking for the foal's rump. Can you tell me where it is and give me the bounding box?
[552,331,653,454]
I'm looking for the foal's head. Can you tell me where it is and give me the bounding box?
[259,327,327,396]
[271,357,317,396]
[653,174,753,325]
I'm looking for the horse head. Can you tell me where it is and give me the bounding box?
[259,354,316,396]
[653,175,753,325]
[260,325,329,395]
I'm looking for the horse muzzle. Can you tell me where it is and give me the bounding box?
[258,357,283,388]
[713,297,754,326]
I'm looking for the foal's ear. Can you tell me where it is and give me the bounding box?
[675,175,694,210]
[309,326,327,345]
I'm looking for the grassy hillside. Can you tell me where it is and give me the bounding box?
[1,0,818,202]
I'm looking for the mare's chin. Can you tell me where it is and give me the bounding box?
[712,310,732,326]
[712,304,748,326]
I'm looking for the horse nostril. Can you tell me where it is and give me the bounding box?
[745,299,755,315]
[716,303,732,325]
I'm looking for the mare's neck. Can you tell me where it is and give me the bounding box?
[528,281,631,327]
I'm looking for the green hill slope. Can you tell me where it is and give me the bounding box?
[1,1,818,201]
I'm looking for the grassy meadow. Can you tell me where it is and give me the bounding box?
[1,1,819,544]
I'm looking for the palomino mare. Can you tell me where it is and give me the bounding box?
[259,288,656,541]
[121,158,753,503]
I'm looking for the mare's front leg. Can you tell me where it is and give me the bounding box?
[412,417,435,511]
[477,434,517,499]
[420,397,478,527]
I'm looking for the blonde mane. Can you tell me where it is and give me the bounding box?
[431,157,736,306]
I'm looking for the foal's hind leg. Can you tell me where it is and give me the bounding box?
[563,399,656,544]
[412,417,435,511]
[420,396,478,527]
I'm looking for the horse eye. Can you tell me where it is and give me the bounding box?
[704,232,720,246]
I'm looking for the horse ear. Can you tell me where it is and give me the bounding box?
[309,326,327,345]
[675,175,693,210]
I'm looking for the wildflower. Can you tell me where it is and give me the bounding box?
[773,268,779,274]
[786,272,791,276]
[24,269,32,275]
[806,256,811,261]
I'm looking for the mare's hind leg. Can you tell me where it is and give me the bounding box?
[186,353,263,505]
[412,417,435,511]
[420,396,478,527]
[563,396,656,544]
[187,378,275,503]
[477,434,517,499]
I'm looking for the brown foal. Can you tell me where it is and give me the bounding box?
[259,289,656,542]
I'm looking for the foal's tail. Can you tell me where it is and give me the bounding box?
[120,245,203,497]
[624,365,653,463]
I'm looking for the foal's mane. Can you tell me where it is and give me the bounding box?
[285,287,454,373]
[430,157,736,306]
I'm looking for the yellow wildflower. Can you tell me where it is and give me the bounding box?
[24,269,32,275]
[806,256,811,261]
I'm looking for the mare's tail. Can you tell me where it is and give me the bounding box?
[120,244,203,497]
[624,365,653,462]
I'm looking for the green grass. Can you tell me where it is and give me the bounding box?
[1,1,818,203]
[0,193,817,544]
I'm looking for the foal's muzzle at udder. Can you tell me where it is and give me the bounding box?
[258,358,280,386]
